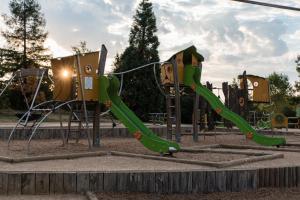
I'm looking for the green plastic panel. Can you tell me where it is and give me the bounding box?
[99,75,180,154]
[184,64,286,147]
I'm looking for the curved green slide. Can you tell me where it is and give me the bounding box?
[184,64,286,146]
[99,75,180,154]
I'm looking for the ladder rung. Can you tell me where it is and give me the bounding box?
[69,129,81,131]
[70,120,81,122]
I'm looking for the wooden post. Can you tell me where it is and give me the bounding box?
[171,58,181,143]
[193,93,199,142]
[93,45,107,147]
[206,82,215,131]
[240,71,249,120]
[222,82,232,128]
[199,96,206,131]
[165,85,173,140]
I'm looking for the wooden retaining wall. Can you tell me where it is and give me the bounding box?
[0,167,299,194]
[0,126,182,140]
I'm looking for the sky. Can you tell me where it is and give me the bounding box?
[0,0,299,88]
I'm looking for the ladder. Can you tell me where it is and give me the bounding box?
[67,103,86,143]
[166,92,175,140]
[165,87,181,142]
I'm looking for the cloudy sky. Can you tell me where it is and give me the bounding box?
[0,0,299,87]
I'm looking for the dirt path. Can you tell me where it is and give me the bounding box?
[97,188,300,200]
[0,195,86,200]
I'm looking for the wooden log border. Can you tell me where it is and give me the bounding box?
[220,144,300,153]
[0,145,283,169]
[0,126,186,140]
[0,167,299,194]
[110,151,283,168]
[0,151,107,163]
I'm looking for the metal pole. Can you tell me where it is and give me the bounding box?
[7,100,54,147]
[0,73,16,97]
[75,54,92,149]
[27,100,76,152]
[23,69,45,125]
[171,58,181,143]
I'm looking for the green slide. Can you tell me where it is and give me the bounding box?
[99,75,180,154]
[184,64,286,146]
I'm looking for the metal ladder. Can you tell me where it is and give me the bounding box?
[67,103,84,143]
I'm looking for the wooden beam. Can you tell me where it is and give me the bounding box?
[94,44,108,147]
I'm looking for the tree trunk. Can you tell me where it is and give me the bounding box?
[23,2,27,68]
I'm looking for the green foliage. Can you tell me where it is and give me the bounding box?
[268,72,294,114]
[181,95,193,123]
[1,0,52,110]
[2,0,50,70]
[113,0,162,121]
[295,55,300,93]
[269,72,293,98]
[71,41,92,54]
[0,48,22,77]
[296,55,300,75]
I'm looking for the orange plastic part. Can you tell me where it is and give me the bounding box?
[104,100,112,108]
[133,131,142,140]
[246,132,253,140]
[215,108,222,114]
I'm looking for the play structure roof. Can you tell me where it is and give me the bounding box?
[167,45,205,63]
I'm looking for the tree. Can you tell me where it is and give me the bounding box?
[0,48,22,77]
[2,0,50,70]
[295,55,300,92]
[296,55,300,75]
[71,41,91,54]
[113,0,161,121]
[268,72,293,113]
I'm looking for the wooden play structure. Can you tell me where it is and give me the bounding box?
[51,51,100,102]
[160,46,204,142]
[6,45,108,151]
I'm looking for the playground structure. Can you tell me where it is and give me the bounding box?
[0,1,299,197]
[159,46,286,147]
[0,45,300,197]
[0,45,289,155]
[1,45,109,151]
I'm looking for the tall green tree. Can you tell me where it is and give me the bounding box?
[296,55,300,74]
[268,72,293,113]
[113,0,162,121]
[2,0,50,71]
[295,55,300,92]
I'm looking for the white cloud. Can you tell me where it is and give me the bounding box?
[44,38,71,58]
[0,0,299,86]
[103,0,113,5]
[72,28,79,32]
[107,22,130,36]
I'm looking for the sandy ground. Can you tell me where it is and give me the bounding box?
[96,188,300,200]
[0,155,205,171]
[0,134,298,171]
[4,134,258,158]
[0,194,86,200]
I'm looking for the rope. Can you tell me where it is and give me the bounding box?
[153,63,167,97]
[107,61,170,75]
[118,74,124,96]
